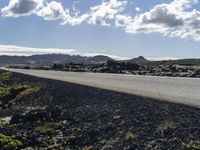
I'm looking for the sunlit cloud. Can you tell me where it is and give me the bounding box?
[1,0,200,41]
[0,45,77,56]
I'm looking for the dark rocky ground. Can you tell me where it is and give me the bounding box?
[0,70,200,150]
[10,59,200,78]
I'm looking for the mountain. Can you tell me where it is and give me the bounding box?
[129,56,148,64]
[84,55,113,64]
[0,54,149,66]
[0,54,113,66]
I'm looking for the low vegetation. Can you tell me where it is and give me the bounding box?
[183,140,200,149]
[35,122,60,134]
[0,71,40,107]
[156,119,175,136]
[0,134,23,150]
[16,86,40,99]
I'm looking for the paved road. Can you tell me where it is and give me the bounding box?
[1,67,200,107]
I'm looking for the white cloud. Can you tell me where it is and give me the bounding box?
[124,0,200,41]
[147,57,180,61]
[0,45,129,60]
[36,1,66,21]
[88,0,128,26]
[2,0,200,41]
[0,45,76,56]
[1,0,43,17]
[115,14,132,27]
[36,1,89,26]
[1,0,88,25]
[61,12,89,26]
[82,52,130,60]
[135,7,140,12]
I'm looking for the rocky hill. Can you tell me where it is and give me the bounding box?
[0,54,149,66]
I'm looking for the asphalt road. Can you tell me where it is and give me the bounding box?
[1,67,200,107]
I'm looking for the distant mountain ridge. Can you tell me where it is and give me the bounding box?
[0,54,148,65]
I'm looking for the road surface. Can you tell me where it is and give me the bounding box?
[1,67,200,107]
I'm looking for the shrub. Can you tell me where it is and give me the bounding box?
[0,134,23,150]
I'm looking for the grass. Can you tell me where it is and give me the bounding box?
[183,140,200,149]
[1,71,12,81]
[156,119,174,136]
[0,71,39,102]
[0,71,12,86]
[82,146,94,150]
[0,134,23,150]
[35,122,60,134]
[16,86,40,99]
[112,115,121,120]
[125,131,135,141]
[0,87,10,97]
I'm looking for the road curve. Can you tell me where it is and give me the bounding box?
[1,67,200,108]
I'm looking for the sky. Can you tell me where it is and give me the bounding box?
[0,0,200,60]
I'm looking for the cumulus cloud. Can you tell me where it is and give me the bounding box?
[61,12,89,26]
[88,0,128,26]
[0,45,76,56]
[82,52,130,60]
[36,1,66,21]
[0,45,129,60]
[1,0,88,25]
[115,15,132,27]
[2,0,200,41]
[123,0,200,41]
[135,7,140,12]
[148,57,180,61]
[1,0,43,17]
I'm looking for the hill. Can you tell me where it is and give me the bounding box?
[146,58,200,66]
[0,54,113,65]
[0,54,149,66]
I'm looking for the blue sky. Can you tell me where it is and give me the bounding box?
[0,0,200,60]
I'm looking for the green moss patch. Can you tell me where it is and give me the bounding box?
[35,122,60,134]
[16,87,40,99]
[0,134,23,150]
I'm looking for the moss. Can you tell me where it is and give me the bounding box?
[35,122,60,134]
[0,134,23,150]
[183,140,200,149]
[0,87,10,97]
[125,131,135,141]
[82,146,94,150]
[1,72,12,81]
[156,119,174,136]
[0,71,13,87]
[17,87,40,99]
[112,115,121,120]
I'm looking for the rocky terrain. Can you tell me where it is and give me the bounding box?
[132,65,200,78]
[0,70,200,150]
[87,60,200,78]
[8,56,200,78]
